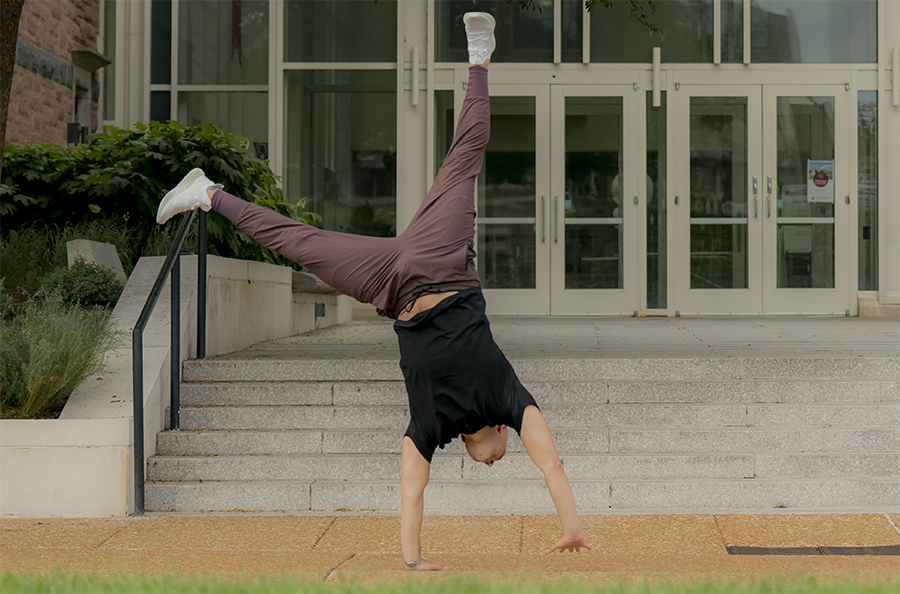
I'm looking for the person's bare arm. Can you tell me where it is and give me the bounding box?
[400,436,448,571]
[520,404,591,553]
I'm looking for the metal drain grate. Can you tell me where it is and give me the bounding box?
[727,545,900,556]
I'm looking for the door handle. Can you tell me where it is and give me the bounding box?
[754,196,758,218]
[541,196,546,243]
[752,175,758,195]
[767,175,772,195]
[554,196,559,243]
[767,195,771,218]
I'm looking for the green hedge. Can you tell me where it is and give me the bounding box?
[1,121,319,272]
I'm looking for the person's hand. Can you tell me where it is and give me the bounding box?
[407,558,449,571]
[545,533,592,554]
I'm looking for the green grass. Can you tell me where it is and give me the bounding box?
[1,572,897,594]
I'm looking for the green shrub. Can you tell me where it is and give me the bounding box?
[1,121,319,271]
[0,298,116,419]
[37,260,122,307]
[0,218,135,293]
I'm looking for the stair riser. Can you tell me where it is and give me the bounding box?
[145,479,900,514]
[174,404,898,431]
[182,358,900,383]
[147,453,900,482]
[157,428,895,456]
[181,380,897,407]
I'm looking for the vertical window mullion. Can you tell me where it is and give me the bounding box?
[170,0,179,120]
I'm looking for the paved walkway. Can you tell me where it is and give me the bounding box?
[2,514,898,583]
[223,316,900,360]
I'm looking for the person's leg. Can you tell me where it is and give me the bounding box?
[210,190,402,306]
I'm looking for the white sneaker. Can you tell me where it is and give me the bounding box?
[156,168,219,224]
[463,12,496,65]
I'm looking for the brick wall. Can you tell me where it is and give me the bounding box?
[8,0,101,145]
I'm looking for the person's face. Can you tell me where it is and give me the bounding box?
[462,425,508,466]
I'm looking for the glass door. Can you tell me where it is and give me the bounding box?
[670,86,764,314]
[478,86,551,314]
[762,87,850,314]
[549,85,639,314]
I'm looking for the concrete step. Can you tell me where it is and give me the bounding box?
[144,477,900,514]
[180,379,898,407]
[175,403,898,431]
[156,427,896,456]
[146,452,900,482]
[182,357,899,383]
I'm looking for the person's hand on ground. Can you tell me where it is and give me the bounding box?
[407,558,449,571]
[545,533,591,554]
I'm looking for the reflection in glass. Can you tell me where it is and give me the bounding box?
[285,71,396,237]
[436,0,552,63]
[151,0,171,85]
[478,224,537,289]
[284,0,397,63]
[561,0,583,63]
[858,91,878,290]
[690,97,748,289]
[177,92,267,144]
[102,0,116,120]
[478,97,536,289]
[479,97,536,218]
[778,224,834,288]
[690,224,748,289]
[566,225,622,289]
[750,0,876,63]
[434,91,455,180]
[178,0,268,85]
[776,96,835,288]
[591,0,712,63]
[564,97,623,289]
[721,0,743,63]
[647,92,667,308]
[150,91,170,123]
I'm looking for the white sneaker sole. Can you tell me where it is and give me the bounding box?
[463,12,496,62]
[157,167,208,224]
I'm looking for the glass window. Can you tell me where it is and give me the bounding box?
[102,0,116,120]
[151,0,171,85]
[591,0,713,63]
[561,0,583,63]
[564,97,623,290]
[178,0,268,85]
[434,91,455,178]
[721,0,743,63]
[858,91,878,290]
[478,96,537,289]
[750,0,876,63]
[436,0,553,63]
[176,92,267,146]
[690,97,749,290]
[647,91,667,308]
[150,91,170,123]
[285,0,397,63]
[285,70,396,237]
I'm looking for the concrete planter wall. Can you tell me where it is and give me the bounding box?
[0,255,351,517]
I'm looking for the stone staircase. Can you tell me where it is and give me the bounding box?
[146,354,899,514]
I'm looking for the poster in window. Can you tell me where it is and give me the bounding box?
[807,160,834,203]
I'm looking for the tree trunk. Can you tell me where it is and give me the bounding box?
[1,0,27,177]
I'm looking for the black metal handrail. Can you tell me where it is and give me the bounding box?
[132,210,207,517]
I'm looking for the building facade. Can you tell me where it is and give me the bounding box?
[20,0,900,316]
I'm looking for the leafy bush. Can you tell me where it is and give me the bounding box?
[37,260,122,307]
[1,121,319,271]
[0,298,116,419]
[0,218,135,293]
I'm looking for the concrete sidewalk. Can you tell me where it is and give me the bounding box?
[2,514,898,583]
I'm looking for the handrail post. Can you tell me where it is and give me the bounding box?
[132,330,145,517]
[170,254,181,432]
[197,211,207,359]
